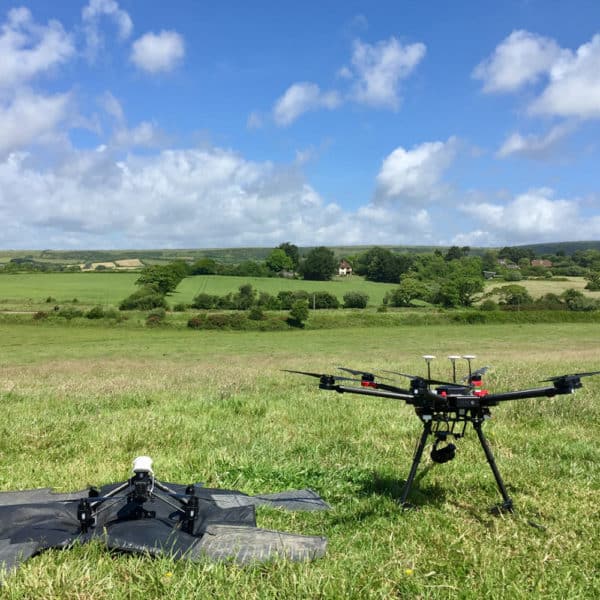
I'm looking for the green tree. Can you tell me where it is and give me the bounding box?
[288,299,309,327]
[492,284,533,306]
[299,247,337,281]
[585,271,600,291]
[277,242,300,269]
[355,247,413,283]
[136,263,186,295]
[266,249,293,273]
[387,277,431,307]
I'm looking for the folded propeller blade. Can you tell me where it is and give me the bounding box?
[282,369,359,383]
[541,370,600,382]
[337,366,392,380]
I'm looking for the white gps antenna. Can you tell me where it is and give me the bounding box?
[422,355,436,380]
[132,456,154,475]
[462,355,476,378]
[448,355,461,383]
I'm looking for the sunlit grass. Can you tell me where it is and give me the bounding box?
[0,321,598,598]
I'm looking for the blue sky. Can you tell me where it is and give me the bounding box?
[1,0,600,249]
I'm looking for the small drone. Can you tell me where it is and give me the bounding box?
[286,356,599,512]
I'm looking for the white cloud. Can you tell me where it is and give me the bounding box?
[458,188,600,243]
[0,90,71,156]
[130,31,185,73]
[375,137,457,202]
[473,30,563,93]
[349,37,426,108]
[497,122,575,158]
[273,83,341,126]
[82,0,133,60]
[113,121,163,148]
[0,7,74,89]
[0,145,443,248]
[476,30,600,121]
[529,34,600,118]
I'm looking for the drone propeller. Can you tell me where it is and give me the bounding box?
[336,367,392,381]
[462,366,490,382]
[541,370,600,382]
[282,369,359,383]
[382,370,461,388]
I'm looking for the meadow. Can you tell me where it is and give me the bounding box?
[1,272,598,314]
[0,319,598,598]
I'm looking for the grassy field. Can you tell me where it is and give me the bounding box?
[2,273,598,315]
[0,273,399,310]
[0,320,598,598]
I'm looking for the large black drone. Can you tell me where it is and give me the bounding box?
[287,356,599,512]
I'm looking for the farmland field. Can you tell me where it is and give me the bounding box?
[0,319,598,598]
[1,273,598,314]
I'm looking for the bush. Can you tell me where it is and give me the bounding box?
[33,311,48,320]
[343,291,369,309]
[248,307,265,321]
[479,299,498,311]
[191,293,219,309]
[146,308,166,327]
[187,313,247,330]
[45,296,56,303]
[85,306,105,319]
[287,300,309,328]
[173,302,188,312]
[119,287,168,311]
[257,292,281,310]
[56,307,84,320]
[309,291,339,309]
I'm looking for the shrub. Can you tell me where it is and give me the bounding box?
[191,293,219,309]
[85,306,105,319]
[173,302,188,312]
[310,291,340,309]
[146,308,166,327]
[343,291,369,309]
[119,287,168,311]
[248,306,265,321]
[56,307,84,320]
[33,311,48,320]
[287,300,309,328]
[257,292,281,310]
[479,299,498,311]
[45,296,56,303]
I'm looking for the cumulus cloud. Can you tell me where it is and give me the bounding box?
[475,30,600,121]
[348,37,426,108]
[529,34,600,118]
[473,30,563,93]
[458,188,600,244]
[0,145,444,248]
[497,122,575,158]
[130,31,185,73]
[82,0,133,60]
[273,82,341,126]
[0,90,71,156]
[0,7,74,89]
[375,137,457,202]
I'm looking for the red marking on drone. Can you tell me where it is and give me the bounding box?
[361,381,378,388]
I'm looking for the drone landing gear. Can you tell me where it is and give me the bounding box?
[399,417,513,513]
[77,458,200,534]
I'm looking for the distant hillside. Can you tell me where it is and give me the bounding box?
[1,241,599,267]
[511,241,600,256]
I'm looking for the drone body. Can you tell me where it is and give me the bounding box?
[287,356,599,512]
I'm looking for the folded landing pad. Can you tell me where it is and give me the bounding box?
[0,482,329,575]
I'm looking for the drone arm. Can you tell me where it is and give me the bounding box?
[483,386,560,403]
[324,383,415,402]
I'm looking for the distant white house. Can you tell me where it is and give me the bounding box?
[338,259,353,276]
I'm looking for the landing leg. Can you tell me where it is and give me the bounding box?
[400,420,432,509]
[473,420,513,512]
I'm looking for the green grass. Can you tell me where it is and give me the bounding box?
[485,276,600,300]
[0,320,599,598]
[0,272,138,309]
